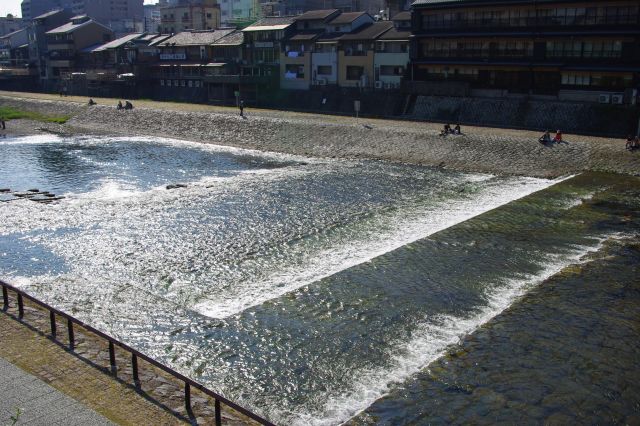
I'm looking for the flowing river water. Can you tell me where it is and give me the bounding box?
[1,134,638,425]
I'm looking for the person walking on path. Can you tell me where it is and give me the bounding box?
[239,100,244,117]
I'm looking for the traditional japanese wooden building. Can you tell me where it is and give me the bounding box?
[410,0,640,103]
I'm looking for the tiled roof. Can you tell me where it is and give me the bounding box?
[158,29,236,46]
[243,16,297,31]
[92,33,143,52]
[46,18,111,35]
[295,9,340,21]
[392,11,411,21]
[316,32,342,42]
[33,9,64,20]
[378,27,411,40]
[412,0,476,5]
[287,31,323,41]
[328,11,368,25]
[339,21,393,40]
[147,35,172,46]
[212,30,244,45]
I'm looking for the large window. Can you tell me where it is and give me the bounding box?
[346,66,364,80]
[421,39,532,58]
[546,40,622,59]
[380,65,404,76]
[420,5,639,30]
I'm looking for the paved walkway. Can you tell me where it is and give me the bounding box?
[0,356,113,425]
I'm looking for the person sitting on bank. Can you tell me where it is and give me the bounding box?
[124,101,133,110]
[539,130,551,144]
[626,135,634,150]
[117,100,123,110]
[553,130,563,143]
[88,98,96,106]
[454,123,461,134]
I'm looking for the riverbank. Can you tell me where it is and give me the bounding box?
[1,91,639,178]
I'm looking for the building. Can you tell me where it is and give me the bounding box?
[27,9,73,84]
[410,0,640,103]
[280,9,339,90]
[205,29,244,102]
[21,0,143,36]
[159,0,221,33]
[373,10,409,88]
[144,4,162,32]
[220,0,259,26]
[152,29,234,100]
[45,15,114,84]
[0,15,26,37]
[309,11,372,86]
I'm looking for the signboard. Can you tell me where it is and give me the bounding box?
[159,53,186,61]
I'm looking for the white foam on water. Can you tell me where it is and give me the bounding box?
[194,175,573,319]
[276,234,611,426]
[0,134,62,145]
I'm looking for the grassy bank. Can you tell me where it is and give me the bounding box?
[0,106,71,124]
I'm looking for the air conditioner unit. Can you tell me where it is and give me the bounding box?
[374,80,383,89]
[598,94,610,104]
[611,94,624,104]
[318,79,326,85]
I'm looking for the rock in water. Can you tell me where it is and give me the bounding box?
[166,184,187,190]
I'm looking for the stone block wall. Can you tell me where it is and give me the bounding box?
[406,95,640,137]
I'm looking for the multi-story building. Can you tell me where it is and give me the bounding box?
[27,8,73,84]
[373,10,409,88]
[151,29,234,100]
[0,29,29,66]
[310,11,372,86]
[22,0,143,36]
[45,15,114,83]
[159,0,221,33]
[280,9,340,89]
[410,0,640,102]
[144,4,162,32]
[219,0,259,26]
[0,15,26,37]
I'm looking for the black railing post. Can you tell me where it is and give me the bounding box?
[185,382,191,412]
[215,399,222,426]
[2,285,8,310]
[67,318,74,350]
[50,310,56,338]
[109,341,116,373]
[17,294,24,318]
[132,354,139,384]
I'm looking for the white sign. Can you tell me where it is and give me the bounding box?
[160,53,186,60]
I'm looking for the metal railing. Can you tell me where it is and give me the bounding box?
[0,279,275,426]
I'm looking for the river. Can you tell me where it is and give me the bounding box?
[1,134,638,425]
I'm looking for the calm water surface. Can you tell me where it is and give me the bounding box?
[1,135,638,424]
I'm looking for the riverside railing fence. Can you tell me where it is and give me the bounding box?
[0,279,275,426]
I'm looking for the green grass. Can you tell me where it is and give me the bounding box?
[0,106,72,124]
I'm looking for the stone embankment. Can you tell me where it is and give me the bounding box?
[2,95,639,178]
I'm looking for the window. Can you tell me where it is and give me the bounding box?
[188,80,193,87]
[181,80,186,87]
[380,65,404,76]
[285,64,304,79]
[167,79,171,86]
[317,65,332,75]
[346,66,364,80]
[160,79,165,86]
[207,13,212,18]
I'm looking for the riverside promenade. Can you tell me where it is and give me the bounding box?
[0,356,113,425]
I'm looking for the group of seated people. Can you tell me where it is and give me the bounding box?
[116,100,134,110]
[626,135,640,150]
[539,130,563,144]
[440,123,462,136]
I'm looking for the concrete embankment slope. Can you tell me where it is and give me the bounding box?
[2,95,638,178]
